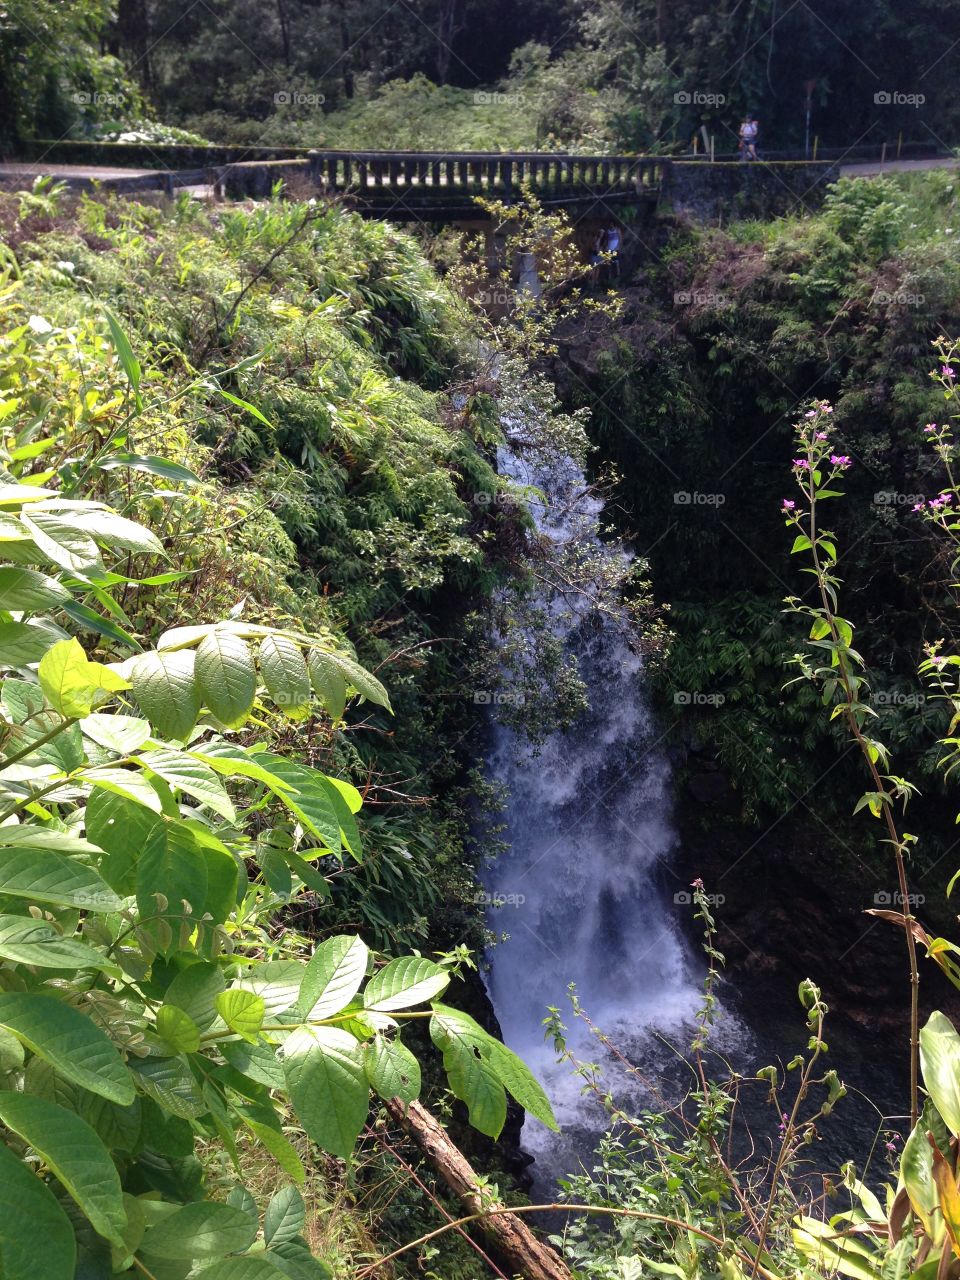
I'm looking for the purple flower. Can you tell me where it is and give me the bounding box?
[815,431,829,440]
[804,410,816,419]
[830,455,851,468]
[913,502,924,512]
[924,424,937,433]
[943,365,956,378]
[792,458,810,470]
[782,499,796,510]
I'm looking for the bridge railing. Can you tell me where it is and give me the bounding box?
[306,150,665,196]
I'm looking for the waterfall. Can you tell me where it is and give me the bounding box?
[481,433,706,1186]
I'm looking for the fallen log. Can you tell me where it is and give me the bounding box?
[384,1096,573,1280]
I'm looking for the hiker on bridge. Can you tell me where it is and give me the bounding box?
[739,114,759,160]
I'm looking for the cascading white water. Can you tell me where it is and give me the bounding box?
[481,435,706,1185]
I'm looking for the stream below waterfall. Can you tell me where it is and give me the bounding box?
[479,432,908,1195]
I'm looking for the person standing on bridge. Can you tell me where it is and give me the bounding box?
[739,114,759,160]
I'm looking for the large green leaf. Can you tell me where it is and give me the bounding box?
[155,1006,201,1054]
[192,1260,289,1280]
[264,1186,305,1248]
[38,638,128,717]
[139,1199,258,1260]
[0,620,63,665]
[0,566,69,610]
[321,650,391,713]
[0,916,118,973]
[85,789,165,894]
[195,628,256,727]
[305,649,347,721]
[0,1092,127,1246]
[80,712,151,755]
[131,1056,205,1119]
[98,453,199,485]
[920,1011,960,1137]
[216,990,265,1043]
[282,1025,368,1159]
[244,1118,305,1185]
[430,1006,506,1138]
[103,306,142,399]
[162,962,226,1031]
[430,1004,557,1132]
[363,957,449,1013]
[256,753,342,853]
[20,511,102,575]
[0,1138,76,1279]
[136,821,209,925]
[364,1035,421,1104]
[299,935,368,1020]
[901,1100,942,1235]
[0,993,133,1103]
[130,649,200,742]
[0,848,122,912]
[259,635,311,717]
[63,509,164,557]
[138,749,236,821]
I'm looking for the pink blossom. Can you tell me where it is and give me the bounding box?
[924,424,937,433]
[815,431,829,440]
[830,455,851,468]
[792,458,810,470]
[782,499,796,510]
[943,365,956,378]
[804,410,816,419]
[913,502,924,511]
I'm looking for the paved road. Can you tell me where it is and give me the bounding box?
[839,156,960,176]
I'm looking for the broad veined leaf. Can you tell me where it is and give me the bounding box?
[21,511,102,575]
[80,712,151,755]
[282,1025,368,1159]
[0,993,134,1103]
[364,1034,421,1104]
[921,1011,960,1137]
[264,1185,306,1247]
[306,649,347,721]
[0,916,118,973]
[244,1117,305,1185]
[0,1137,76,1279]
[139,1199,258,1260]
[320,650,391,713]
[195,628,257,727]
[901,1100,944,1235]
[136,821,209,925]
[430,1004,557,1132]
[162,962,226,1031]
[85,789,165,894]
[0,566,69,610]
[216,990,265,1043]
[256,753,342,853]
[79,764,164,812]
[130,649,200,741]
[65,509,164,557]
[0,1092,127,1246]
[131,1056,206,1119]
[138,749,236,821]
[0,848,122,911]
[430,1006,506,1138]
[191,1259,291,1280]
[363,956,449,1013]
[188,741,296,793]
[238,960,303,1018]
[0,619,64,666]
[300,935,368,1020]
[155,1005,201,1054]
[259,635,311,716]
[222,1041,286,1090]
[38,638,129,717]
